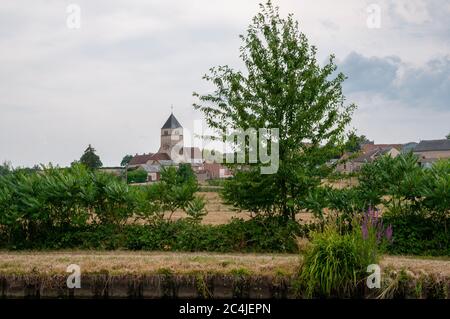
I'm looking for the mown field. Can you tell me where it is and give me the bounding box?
[0,251,449,277]
[167,192,318,225]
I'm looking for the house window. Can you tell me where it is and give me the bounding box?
[164,130,168,135]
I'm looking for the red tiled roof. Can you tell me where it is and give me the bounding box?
[361,144,402,152]
[129,153,154,165]
[150,153,171,161]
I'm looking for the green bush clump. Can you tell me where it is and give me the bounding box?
[127,168,148,184]
[125,217,306,253]
[382,212,450,256]
[0,217,308,253]
[302,155,449,256]
[300,219,379,298]
[0,164,157,246]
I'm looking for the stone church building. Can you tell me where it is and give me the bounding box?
[127,113,205,182]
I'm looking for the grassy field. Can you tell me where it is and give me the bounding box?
[0,251,448,277]
[167,192,250,225]
[168,192,318,224]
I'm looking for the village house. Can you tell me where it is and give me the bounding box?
[336,143,402,173]
[413,139,450,168]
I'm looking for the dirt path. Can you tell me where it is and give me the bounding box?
[0,251,448,277]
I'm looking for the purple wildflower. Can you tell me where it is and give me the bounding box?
[385,225,393,243]
[360,207,393,245]
[361,223,369,239]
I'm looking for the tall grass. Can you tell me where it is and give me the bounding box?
[300,219,379,298]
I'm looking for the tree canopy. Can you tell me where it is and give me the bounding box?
[121,155,133,167]
[79,144,103,169]
[194,1,355,219]
[344,133,371,153]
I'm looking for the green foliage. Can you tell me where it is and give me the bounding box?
[344,133,370,153]
[0,162,12,176]
[301,186,367,225]
[184,197,207,224]
[194,1,355,219]
[0,164,157,246]
[0,216,309,252]
[147,166,199,220]
[300,221,379,297]
[382,212,450,256]
[121,155,133,167]
[308,154,449,221]
[356,155,450,225]
[221,170,279,216]
[127,168,148,184]
[304,154,450,256]
[79,144,103,169]
[177,163,197,184]
[421,159,450,222]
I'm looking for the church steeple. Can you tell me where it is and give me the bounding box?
[161,113,182,129]
[159,113,183,156]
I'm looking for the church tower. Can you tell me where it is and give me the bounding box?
[158,113,183,157]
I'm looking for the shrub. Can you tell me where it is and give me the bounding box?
[300,218,379,298]
[184,197,207,224]
[127,168,148,184]
[125,217,307,253]
[0,164,157,246]
[0,216,310,252]
[382,211,450,256]
[145,166,199,221]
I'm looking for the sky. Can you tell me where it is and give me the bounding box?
[0,0,449,167]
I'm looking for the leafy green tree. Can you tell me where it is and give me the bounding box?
[148,166,199,221]
[176,163,197,185]
[121,155,133,167]
[344,133,370,153]
[194,1,355,219]
[79,144,103,169]
[185,197,207,224]
[446,132,450,139]
[421,159,450,232]
[0,162,12,176]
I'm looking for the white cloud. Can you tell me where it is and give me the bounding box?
[339,52,450,110]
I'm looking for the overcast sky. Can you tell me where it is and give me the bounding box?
[1,0,449,167]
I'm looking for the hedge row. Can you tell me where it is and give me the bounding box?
[2,214,448,255]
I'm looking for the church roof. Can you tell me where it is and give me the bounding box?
[162,113,182,129]
[129,153,154,165]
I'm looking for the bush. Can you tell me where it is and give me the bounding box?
[125,217,308,253]
[0,216,310,253]
[127,168,148,184]
[300,218,379,298]
[0,164,158,246]
[382,212,450,256]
